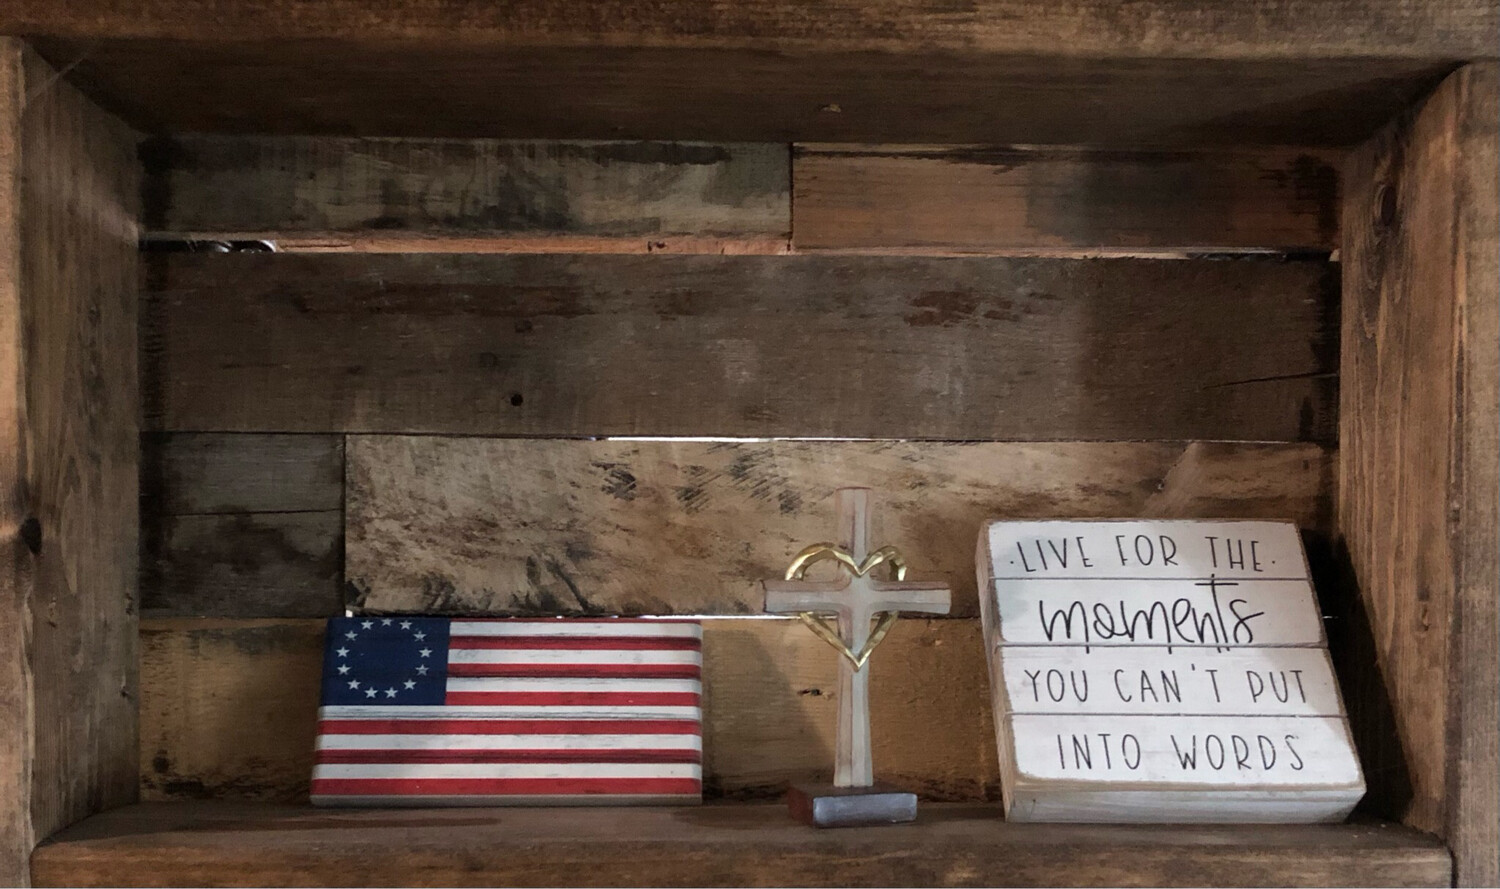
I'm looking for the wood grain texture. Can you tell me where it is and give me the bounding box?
[346,438,1334,618]
[137,617,1000,803]
[143,253,1339,441]
[38,42,1458,147]
[1339,63,1498,885]
[7,1,1495,58]
[793,145,1343,253]
[30,801,1452,888]
[1446,63,1499,889]
[139,620,325,803]
[140,434,344,618]
[0,42,141,885]
[141,136,789,252]
[141,513,343,619]
[0,37,26,889]
[142,433,342,515]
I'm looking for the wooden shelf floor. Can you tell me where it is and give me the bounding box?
[30,802,1450,887]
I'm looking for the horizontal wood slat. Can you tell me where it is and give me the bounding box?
[346,438,1334,617]
[31,801,1453,888]
[142,253,1338,440]
[141,137,790,253]
[793,145,1342,253]
[138,618,999,803]
[142,433,343,514]
[141,434,344,618]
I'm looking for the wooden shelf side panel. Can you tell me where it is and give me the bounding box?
[1339,62,1499,886]
[0,38,143,887]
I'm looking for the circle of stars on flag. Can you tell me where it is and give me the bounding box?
[334,618,434,700]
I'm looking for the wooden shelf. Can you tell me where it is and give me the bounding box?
[31,802,1450,887]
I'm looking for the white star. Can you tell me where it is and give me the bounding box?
[345,631,357,640]
[335,647,349,657]
[347,680,360,690]
[399,621,412,630]
[419,648,432,658]
[416,665,429,675]
[385,688,398,698]
[403,680,416,690]
[381,619,393,626]
[360,620,374,630]
[364,688,377,698]
[413,631,426,640]
[337,665,350,675]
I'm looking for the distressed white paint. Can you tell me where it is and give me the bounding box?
[763,488,951,787]
[978,518,1365,822]
[997,647,1345,716]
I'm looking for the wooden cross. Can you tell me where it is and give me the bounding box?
[763,488,951,787]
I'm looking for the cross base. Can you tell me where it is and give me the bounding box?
[786,783,918,828]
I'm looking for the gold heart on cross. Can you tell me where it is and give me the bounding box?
[783,542,908,671]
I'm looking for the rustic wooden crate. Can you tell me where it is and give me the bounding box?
[0,5,1494,885]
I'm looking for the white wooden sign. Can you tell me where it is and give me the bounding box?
[978,519,1365,823]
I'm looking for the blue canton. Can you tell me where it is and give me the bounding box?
[320,617,452,706]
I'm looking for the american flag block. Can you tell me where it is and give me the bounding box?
[312,617,703,806]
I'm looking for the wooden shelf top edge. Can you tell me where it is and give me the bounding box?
[3,1,1497,61]
[32,801,1452,888]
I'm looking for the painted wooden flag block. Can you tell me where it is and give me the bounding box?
[977,519,1365,823]
[312,617,703,806]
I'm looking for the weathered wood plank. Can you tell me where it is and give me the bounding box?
[1447,64,1499,889]
[0,38,24,888]
[139,434,344,618]
[30,801,1453,889]
[0,41,141,886]
[9,1,1494,59]
[142,433,343,515]
[39,42,1458,147]
[141,513,343,619]
[143,253,1339,441]
[793,145,1342,253]
[346,438,1334,618]
[1340,64,1498,886]
[138,617,999,803]
[141,136,789,252]
[139,620,325,803]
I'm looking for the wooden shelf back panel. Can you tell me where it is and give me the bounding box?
[141,135,1346,255]
[30,801,1452,888]
[344,438,1333,618]
[793,145,1342,254]
[141,253,1339,441]
[139,618,1000,804]
[141,136,790,253]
